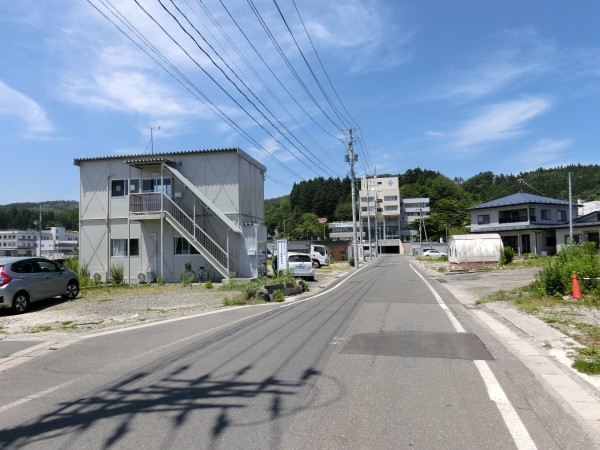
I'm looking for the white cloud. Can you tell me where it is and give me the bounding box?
[517,138,571,168]
[0,80,54,135]
[435,27,555,102]
[453,97,551,148]
[299,0,413,74]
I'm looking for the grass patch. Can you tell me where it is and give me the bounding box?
[435,278,447,283]
[572,347,600,374]
[59,320,104,330]
[222,294,250,307]
[27,325,53,333]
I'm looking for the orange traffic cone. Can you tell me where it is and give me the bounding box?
[571,274,583,299]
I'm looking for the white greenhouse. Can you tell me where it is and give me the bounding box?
[448,234,503,264]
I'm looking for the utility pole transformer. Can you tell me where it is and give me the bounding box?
[345,128,359,268]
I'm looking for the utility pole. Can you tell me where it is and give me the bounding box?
[150,126,160,154]
[568,172,573,243]
[365,176,372,261]
[34,204,44,257]
[345,128,359,268]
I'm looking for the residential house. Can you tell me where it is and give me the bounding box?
[468,192,578,255]
[74,148,267,283]
[555,210,600,250]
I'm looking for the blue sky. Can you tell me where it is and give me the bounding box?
[2,1,600,203]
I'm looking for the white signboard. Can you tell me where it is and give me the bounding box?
[276,239,288,271]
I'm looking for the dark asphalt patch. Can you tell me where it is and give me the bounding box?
[341,331,493,360]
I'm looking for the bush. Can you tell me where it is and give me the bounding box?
[204,280,213,289]
[273,289,284,302]
[109,263,124,285]
[156,274,165,285]
[538,243,600,296]
[349,257,355,267]
[499,246,515,265]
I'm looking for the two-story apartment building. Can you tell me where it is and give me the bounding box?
[74,148,267,283]
[468,192,578,255]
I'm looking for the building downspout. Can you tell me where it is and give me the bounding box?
[160,163,164,280]
[127,164,131,284]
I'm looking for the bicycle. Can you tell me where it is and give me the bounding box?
[183,262,214,283]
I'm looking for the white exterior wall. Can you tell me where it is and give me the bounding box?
[77,149,266,282]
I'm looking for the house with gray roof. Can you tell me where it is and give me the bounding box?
[555,210,600,250]
[74,148,267,283]
[467,192,578,255]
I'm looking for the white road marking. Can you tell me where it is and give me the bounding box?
[411,264,537,450]
[0,380,77,414]
[410,265,465,332]
[475,360,537,450]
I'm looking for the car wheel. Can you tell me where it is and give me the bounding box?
[11,292,29,314]
[313,260,321,268]
[62,280,80,299]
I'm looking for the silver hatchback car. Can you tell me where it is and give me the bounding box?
[0,257,79,314]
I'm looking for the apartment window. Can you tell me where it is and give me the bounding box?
[478,214,490,225]
[557,210,567,221]
[384,196,398,202]
[111,180,128,197]
[129,178,140,194]
[384,205,398,211]
[110,238,139,257]
[174,237,199,255]
[541,209,551,220]
[142,177,172,195]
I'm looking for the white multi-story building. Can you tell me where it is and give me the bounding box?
[359,177,402,253]
[0,227,78,257]
[0,230,38,256]
[39,227,79,258]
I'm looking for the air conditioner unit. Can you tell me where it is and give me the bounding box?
[92,271,107,283]
[137,271,155,283]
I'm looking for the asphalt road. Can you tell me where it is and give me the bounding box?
[0,255,597,449]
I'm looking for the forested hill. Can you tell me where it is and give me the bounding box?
[265,164,600,240]
[0,201,79,231]
[461,164,600,204]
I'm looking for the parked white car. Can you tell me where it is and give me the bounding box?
[286,252,316,280]
[422,249,447,258]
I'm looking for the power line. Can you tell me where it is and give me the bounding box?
[88,0,306,180]
[165,0,338,177]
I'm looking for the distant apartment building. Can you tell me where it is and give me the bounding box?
[328,177,431,252]
[0,227,78,257]
[400,197,430,243]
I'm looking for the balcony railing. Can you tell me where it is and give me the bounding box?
[129,192,228,271]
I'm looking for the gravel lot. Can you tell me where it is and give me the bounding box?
[0,264,351,339]
[1,259,597,345]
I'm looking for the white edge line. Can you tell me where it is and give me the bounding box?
[474,360,537,450]
[409,264,465,332]
[410,264,536,449]
[0,379,77,414]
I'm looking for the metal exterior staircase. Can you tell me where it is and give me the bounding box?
[129,163,242,278]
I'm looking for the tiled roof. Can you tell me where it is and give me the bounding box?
[468,192,571,210]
